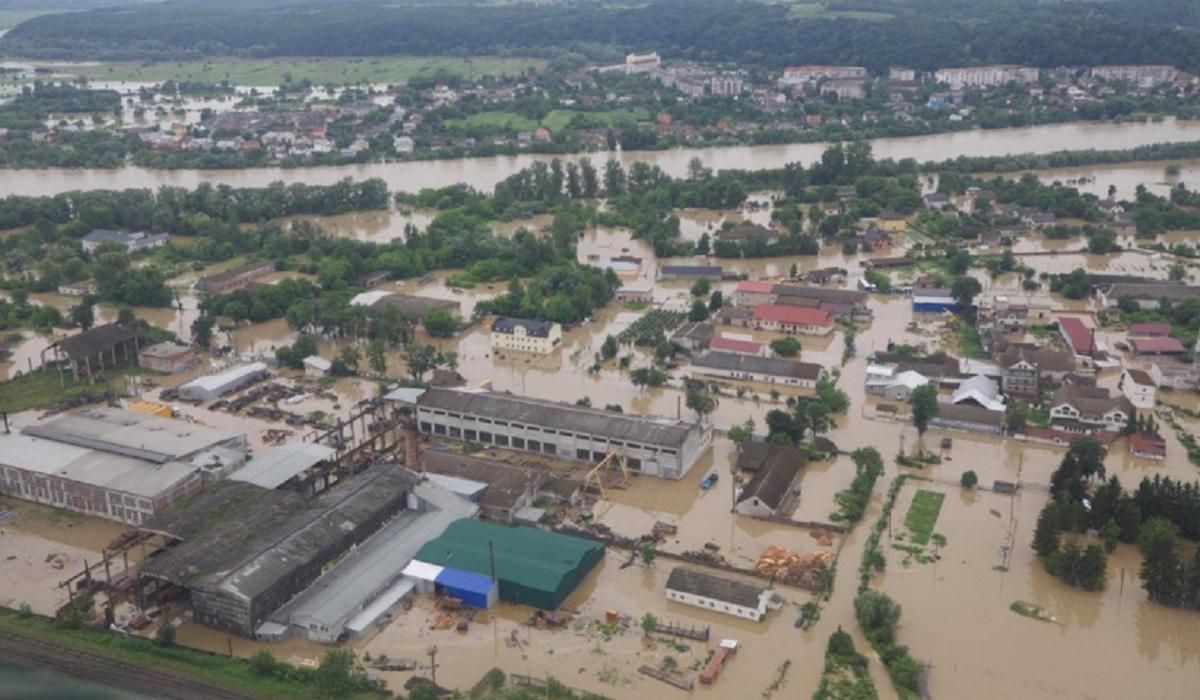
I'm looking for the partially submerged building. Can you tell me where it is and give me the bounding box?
[139,342,200,374]
[406,388,712,480]
[490,317,563,354]
[0,408,246,525]
[177,362,269,401]
[414,519,603,610]
[139,466,475,641]
[349,291,460,326]
[665,567,779,621]
[43,323,140,375]
[195,261,276,294]
[691,351,824,388]
[734,448,805,518]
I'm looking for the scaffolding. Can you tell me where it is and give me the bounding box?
[582,450,631,498]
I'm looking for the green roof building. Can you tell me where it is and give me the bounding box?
[415,519,604,610]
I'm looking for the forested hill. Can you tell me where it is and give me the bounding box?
[4,0,1200,71]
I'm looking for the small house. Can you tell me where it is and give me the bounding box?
[303,355,332,378]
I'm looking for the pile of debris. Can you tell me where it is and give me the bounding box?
[808,528,835,547]
[754,546,834,587]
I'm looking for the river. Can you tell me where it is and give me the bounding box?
[2,119,1200,197]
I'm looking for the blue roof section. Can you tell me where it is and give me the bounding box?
[436,566,496,596]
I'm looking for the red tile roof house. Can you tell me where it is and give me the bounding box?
[752,305,834,336]
[709,336,767,356]
[1129,323,1172,338]
[1131,337,1187,356]
[1058,316,1098,358]
[1129,432,1167,461]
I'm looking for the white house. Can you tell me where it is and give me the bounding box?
[665,567,780,621]
[303,355,332,378]
[691,352,824,388]
[950,374,1005,412]
[865,365,929,401]
[1048,385,1133,434]
[1119,368,1156,410]
[490,317,563,354]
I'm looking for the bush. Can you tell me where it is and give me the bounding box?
[960,470,978,489]
[154,621,176,647]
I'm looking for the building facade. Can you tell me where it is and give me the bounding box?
[751,305,833,336]
[490,317,563,354]
[665,567,776,621]
[691,351,824,388]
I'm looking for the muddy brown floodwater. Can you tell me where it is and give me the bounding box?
[2,119,1200,197]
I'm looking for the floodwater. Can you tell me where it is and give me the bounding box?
[3,119,1200,197]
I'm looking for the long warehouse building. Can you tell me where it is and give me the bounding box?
[0,407,247,525]
[409,388,712,480]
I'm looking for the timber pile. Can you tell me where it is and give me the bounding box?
[755,546,834,587]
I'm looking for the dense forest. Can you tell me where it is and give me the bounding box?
[4,0,1200,71]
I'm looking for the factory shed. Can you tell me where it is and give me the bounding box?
[415,519,604,610]
[230,442,336,489]
[435,568,499,609]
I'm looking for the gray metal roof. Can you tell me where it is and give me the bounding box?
[666,567,764,608]
[51,323,138,360]
[230,442,336,489]
[269,478,476,634]
[141,467,420,603]
[772,285,866,305]
[0,432,200,499]
[22,407,243,464]
[491,316,557,338]
[692,351,823,381]
[418,388,695,448]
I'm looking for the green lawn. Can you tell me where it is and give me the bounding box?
[543,107,651,132]
[903,489,945,546]
[0,366,154,414]
[955,324,987,359]
[443,110,539,132]
[66,56,546,87]
[0,609,377,699]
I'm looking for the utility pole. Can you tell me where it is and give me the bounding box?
[427,645,439,688]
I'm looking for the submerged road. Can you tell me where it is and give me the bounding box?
[0,626,256,700]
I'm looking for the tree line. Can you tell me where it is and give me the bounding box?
[7,0,1200,72]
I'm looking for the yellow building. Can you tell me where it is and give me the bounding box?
[876,213,908,233]
[490,317,563,354]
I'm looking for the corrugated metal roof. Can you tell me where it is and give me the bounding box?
[230,442,336,489]
[22,407,242,464]
[179,362,268,394]
[418,388,695,448]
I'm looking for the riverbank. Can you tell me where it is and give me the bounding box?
[3,119,1200,197]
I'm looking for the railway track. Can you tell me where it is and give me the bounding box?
[0,627,257,700]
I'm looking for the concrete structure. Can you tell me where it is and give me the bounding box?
[659,265,723,281]
[0,408,246,525]
[44,323,140,376]
[139,342,199,374]
[1090,65,1178,88]
[490,317,563,354]
[672,321,715,352]
[303,355,332,377]
[929,403,1005,435]
[195,261,276,294]
[751,305,833,336]
[691,351,824,388]
[665,567,778,621]
[865,365,929,401]
[178,362,269,401]
[625,52,662,75]
[1150,361,1199,391]
[1048,385,1133,434]
[822,78,866,101]
[410,388,712,480]
[912,288,958,314]
[781,65,867,83]
[734,449,804,518]
[614,283,653,305]
[1120,368,1156,410]
[950,375,1005,412]
[934,65,1038,89]
[81,229,169,255]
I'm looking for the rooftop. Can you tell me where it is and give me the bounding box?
[1125,368,1154,386]
[709,336,765,355]
[931,403,1006,427]
[51,323,138,360]
[752,304,832,327]
[1104,282,1200,301]
[1058,317,1096,355]
[1131,337,1187,354]
[418,388,696,448]
[736,448,804,511]
[350,292,459,319]
[491,317,557,338]
[692,351,823,381]
[735,280,774,294]
[772,285,866,306]
[666,567,764,608]
[230,441,336,489]
[22,407,242,464]
[139,342,194,359]
[180,362,268,394]
[418,450,541,512]
[1129,323,1172,337]
[196,261,275,290]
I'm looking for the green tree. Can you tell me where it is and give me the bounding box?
[770,337,802,357]
[688,299,709,322]
[641,613,658,635]
[1087,228,1117,254]
[405,344,440,383]
[70,298,96,330]
[154,621,176,647]
[423,308,461,337]
[909,384,939,451]
[854,590,901,645]
[1032,501,1061,558]
[950,275,982,315]
[336,345,360,374]
[686,385,718,423]
[726,417,755,449]
[367,338,387,376]
[1103,519,1121,553]
[690,278,712,297]
[191,314,215,349]
[1139,517,1183,605]
[960,470,978,489]
[601,334,619,360]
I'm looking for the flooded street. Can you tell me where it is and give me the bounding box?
[2,119,1200,197]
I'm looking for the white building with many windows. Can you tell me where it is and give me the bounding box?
[490,317,563,354]
[665,567,780,621]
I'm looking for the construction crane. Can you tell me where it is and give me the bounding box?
[582,450,631,498]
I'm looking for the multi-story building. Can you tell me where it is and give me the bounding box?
[822,79,866,101]
[933,65,1038,90]
[490,317,563,354]
[625,52,662,75]
[1090,65,1178,88]
[997,344,1075,397]
[781,65,868,84]
[1120,368,1156,410]
[410,388,711,480]
[1048,385,1134,434]
[751,305,834,336]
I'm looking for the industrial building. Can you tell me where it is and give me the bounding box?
[177,362,269,401]
[691,351,824,388]
[195,261,276,294]
[43,323,141,375]
[349,291,460,326]
[414,519,604,610]
[405,387,712,480]
[0,408,247,525]
[139,466,474,640]
[417,450,546,522]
